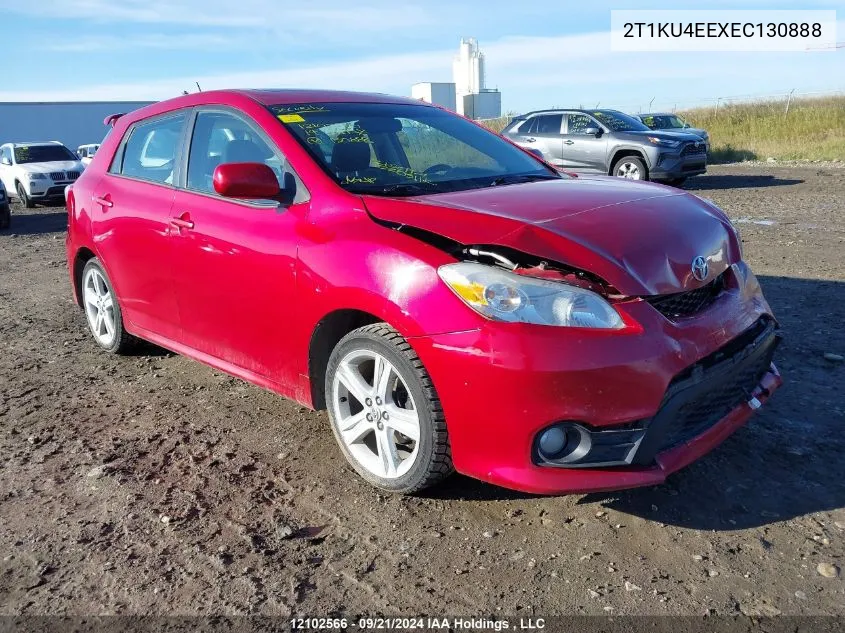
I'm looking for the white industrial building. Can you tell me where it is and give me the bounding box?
[411,38,502,119]
[0,101,153,150]
[411,82,456,112]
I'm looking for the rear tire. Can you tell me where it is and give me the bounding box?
[325,323,453,494]
[612,156,648,181]
[80,258,135,354]
[0,205,9,230]
[16,183,35,208]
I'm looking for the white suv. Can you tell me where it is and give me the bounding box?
[77,143,101,166]
[0,180,9,229]
[0,141,85,208]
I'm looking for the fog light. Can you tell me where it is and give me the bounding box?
[538,427,567,458]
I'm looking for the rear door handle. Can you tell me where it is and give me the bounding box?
[169,215,194,230]
[524,137,536,143]
[564,140,575,145]
[93,195,113,208]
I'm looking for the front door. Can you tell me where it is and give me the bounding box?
[0,146,15,193]
[560,113,609,173]
[169,108,307,387]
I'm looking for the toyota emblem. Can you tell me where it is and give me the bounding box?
[691,256,709,282]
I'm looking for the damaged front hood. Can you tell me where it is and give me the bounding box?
[362,177,740,296]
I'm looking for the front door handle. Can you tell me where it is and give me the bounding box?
[93,195,113,208]
[524,137,536,143]
[564,140,575,145]
[169,215,194,230]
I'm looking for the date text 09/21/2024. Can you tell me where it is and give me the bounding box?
[290,617,548,630]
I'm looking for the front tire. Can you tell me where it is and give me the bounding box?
[0,205,9,230]
[325,323,453,494]
[16,183,35,208]
[612,156,648,181]
[80,258,134,354]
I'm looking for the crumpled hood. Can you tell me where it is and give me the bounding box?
[18,160,84,175]
[363,176,740,296]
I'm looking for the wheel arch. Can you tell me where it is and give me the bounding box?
[608,147,648,175]
[307,308,384,410]
[72,247,98,308]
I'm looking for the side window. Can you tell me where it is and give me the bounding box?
[566,114,596,135]
[1,146,11,164]
[118,113,186,185]
[186,110,285,196]
[533,114,563,135]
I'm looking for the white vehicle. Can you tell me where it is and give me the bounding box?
[0,141,85,208]
[0,180,9,229]
[77,143,100,166]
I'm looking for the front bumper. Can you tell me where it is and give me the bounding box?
[410,265,780,494]
[28,182,73,199]
[649,147,707,179]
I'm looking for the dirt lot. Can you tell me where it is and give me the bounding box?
[1,164,844,620]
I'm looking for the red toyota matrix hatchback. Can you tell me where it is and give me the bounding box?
[65,90,781,494]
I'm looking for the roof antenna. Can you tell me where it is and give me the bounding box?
[196,82,202,92]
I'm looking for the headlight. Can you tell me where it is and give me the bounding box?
[647,136,680,147]
[438,262,624,329]
[27,173,47,180]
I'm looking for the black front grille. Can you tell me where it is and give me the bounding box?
[646,272,725,319]
[632,317,779,461]
[681,142,707,156]
[66,171,80,180]
[659,349,774,451]
[49,171,65,181]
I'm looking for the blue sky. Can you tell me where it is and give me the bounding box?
[0,0,842,114]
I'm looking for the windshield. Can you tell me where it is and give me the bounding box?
[641,114,686,130]
[14,144,77,164]
[270,102,560,196]
[590,111,650,133]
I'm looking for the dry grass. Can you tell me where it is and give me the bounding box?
[478,115,514,134]
[680,95,845,163]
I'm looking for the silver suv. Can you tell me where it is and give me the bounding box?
[502,109,707,185]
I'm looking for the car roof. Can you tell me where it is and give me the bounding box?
[240,89,425,106]
[5,141,65,147]
[638,112,677,117]
[516,108,628,118]
[117,88,435,129]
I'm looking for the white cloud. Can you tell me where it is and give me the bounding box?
[3,0,434,31]
[0,9,841,113]
[44,33,240,53]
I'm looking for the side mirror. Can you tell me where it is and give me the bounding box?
[683,123,691,128]
[0,157,10,166]
[583,127,601,137]
[213,162,282,200]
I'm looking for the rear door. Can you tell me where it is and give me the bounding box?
[510,114,564,166]
[169,107,307,386]
[560,113,609,172]
[89,111,187,341]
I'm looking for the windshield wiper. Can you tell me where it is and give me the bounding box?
[489,173,561,187]
[351,182,443,197]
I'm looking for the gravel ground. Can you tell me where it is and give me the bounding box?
[1,164,844,619]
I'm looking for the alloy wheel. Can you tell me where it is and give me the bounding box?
[331,349,420,479]
[615,161,642,180]
[83,267,116,347]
